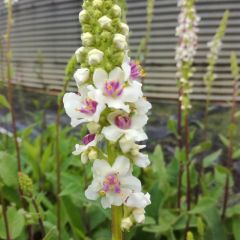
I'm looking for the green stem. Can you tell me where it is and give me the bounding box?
[112,206,123,240]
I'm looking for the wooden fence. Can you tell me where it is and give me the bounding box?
[0,0,240,101]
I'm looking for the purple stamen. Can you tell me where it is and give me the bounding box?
[80,98,98,115]
[83,133,96,145]
[115,115,131,129]
[102,174,121,194]
[103,80,123,97]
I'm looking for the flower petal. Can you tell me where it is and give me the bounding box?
[134,153,150,168]
[125,192,151,208]
[122,81,143,103]
[92,159,111,177]
[101,196,111,209]
[112,156,130,176]
[85,181,101,200]
[109,67,124,82]
[63,93,82,119]
[93,68,108,89]
[120,175,142,192]
[102,126,123,142]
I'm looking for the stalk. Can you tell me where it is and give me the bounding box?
[112,206,123,240]
[177,88,183,210]
[0,185,12,240]
[221,53,239,220]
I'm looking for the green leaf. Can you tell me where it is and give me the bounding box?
[0,152,17,187]
[233,149,240,159]
[219,134,229,147]
[233,217,240,240]
[167,118,177,136]
[0,95,10,109]
[190,197,216,214]
[42,227,58,240]
[226,204,240,218]
[203,149,222,168]
[0,207,25,239]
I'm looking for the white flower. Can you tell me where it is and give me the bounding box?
[125,192,151,209]
[113,34,127,50]
[85,156,142,208]
[81,32,94,47]
[119,137,150,168]
[121,217,133,231]
[98,16,112,29]
[73,133,98,164]
[132,208,146,223]
[120,23,129,36]
[102,111,148,143]
[63,86,106,127]
[88,67,143,113]
[134,98,152,115]
[74,68,90,86]
[88,49,104,65]
[75,47,85,63]
[79,10,88,23]
[93,0,103,8]
[112,4,121,17]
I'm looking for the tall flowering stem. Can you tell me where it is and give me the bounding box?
[175,0,200,211]
[63,0,151,238]
[221,53,239,220]
[203,10,229,136]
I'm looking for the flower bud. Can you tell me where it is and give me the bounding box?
[93,0,103,8]
[113,34,127,50]
[18,172,33,197]
[74,68,90,86]
[75,47,86,63]
[132,208,145,223]
[121,217,133,231]
[81,152,88,164]
[81,32,94,47]
[120,23,129,36]
[87,122,101,133]
[79,10,88,24]
[88,149,98,160]
[88,49,104,65]
[100,30,112,41]
[98,16,112,29]
[111,4,121,17]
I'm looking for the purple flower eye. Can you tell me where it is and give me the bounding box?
[79,98,98,115]
[114,115,131,129]
[103,80,124,97]
[130,61,144,80]
[83,133,96,145]
[103,174,121,194]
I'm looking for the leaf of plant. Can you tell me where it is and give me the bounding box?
[219,134,230,147]
[0,207,25,239]
[0,152,17,187]
[190,197,216,214]
[203,149,222,168]
[233,217,240,240]
[42,227,58,240]
[226,204,240,218]
[233,149,240,159]
[0,95,10,109]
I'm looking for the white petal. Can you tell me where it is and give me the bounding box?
[71,118,87,127]
[102,126,123,142]
[112,156,130,176]
[106,192,123,206]
[119,137,135,153]
[93,68,108,89]
[125,129,148,142]
[92,159,111,177]
[120,175,142,192]
[122,61,131,81]
[131,114,148,129]
[101,197,111,209]
[135,98,152,115]
[107,98,130,112]
[122,81,143,103]
[72,144,88,155]
[85,181,101,200]
[132,208,146,223]
[63,93,82,119]
[134,153,150,168]
[109,67,124,82]
[125,192,151,208]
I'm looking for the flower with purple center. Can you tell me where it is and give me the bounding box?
[114,115,131,129]
[80,98,98,115]
[85,156,142,208]
[83,133,96,145]
[103,80,124,97]
[130,61,145,80]
[63,85,106,127]
[88,67,143,113]
[102,110,148,143]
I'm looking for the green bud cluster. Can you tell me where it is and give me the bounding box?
[18,172,33,197]
[76,0,129,77]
